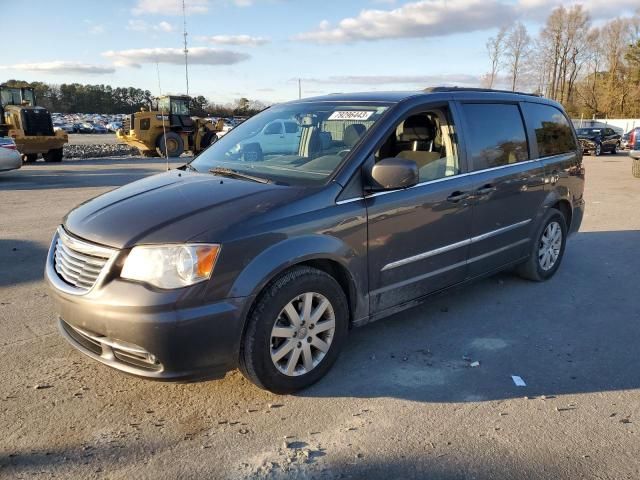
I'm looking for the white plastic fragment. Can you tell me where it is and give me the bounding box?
[470,361,480,367]
[511,375,527,387]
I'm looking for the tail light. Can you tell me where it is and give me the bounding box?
[0,144,17,150]
[631,131,637,148]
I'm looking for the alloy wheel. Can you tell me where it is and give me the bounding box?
[270,292,336,376]
[538,221,562,271]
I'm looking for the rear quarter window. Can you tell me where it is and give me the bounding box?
[460,103,529,171]
[522,103,577,157]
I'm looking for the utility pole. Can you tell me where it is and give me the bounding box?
[298,79,301,100]
[182,0,189,96]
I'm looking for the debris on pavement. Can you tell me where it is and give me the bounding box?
[63,143,139,159]
[470,361,480,367]
[511,375,527,387]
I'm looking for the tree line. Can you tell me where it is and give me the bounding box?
[1,79,268,117]
[484,7,640,118]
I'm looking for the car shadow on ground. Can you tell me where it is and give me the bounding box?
[299,229,640,403]
[0,157,173,191]
[0,239,50,288]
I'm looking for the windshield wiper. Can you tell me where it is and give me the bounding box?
[209,167,271,184]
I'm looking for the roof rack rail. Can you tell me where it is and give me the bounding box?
[424,86,542,97]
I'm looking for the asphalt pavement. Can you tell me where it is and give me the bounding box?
[1,153,639,479]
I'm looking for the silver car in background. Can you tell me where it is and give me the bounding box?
[0,137,21,173]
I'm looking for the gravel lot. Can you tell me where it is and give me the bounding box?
[1,154,639,479]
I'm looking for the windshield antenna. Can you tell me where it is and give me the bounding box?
[182,0,190,97]
[156,60,170,171]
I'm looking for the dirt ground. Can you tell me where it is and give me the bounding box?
[1,153,639,479]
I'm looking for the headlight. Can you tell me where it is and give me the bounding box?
[121,244,220,289]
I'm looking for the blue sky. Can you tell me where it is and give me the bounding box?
[1,0,638,105]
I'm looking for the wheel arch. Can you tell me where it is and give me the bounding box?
[231,235,365,337]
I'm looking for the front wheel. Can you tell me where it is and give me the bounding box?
[611,144,617,155]
[156,132,184,158]
[515,208,567,282]
[239,266,349,393]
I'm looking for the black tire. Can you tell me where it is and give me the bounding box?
[200,131,218,151]
[239,266,349,394]
[242,143,263,162]
[156,132,184,158]
[22,154,38,163]
[611,144,617,155]
[43,148,63,162]
[515,208,567,282]
[632,158,640,178]
[594,143,602,156]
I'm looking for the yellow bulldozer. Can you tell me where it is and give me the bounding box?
[0,85,68,162]
[116,95,223,158]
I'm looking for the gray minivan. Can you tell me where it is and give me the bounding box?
[46,88,585,393]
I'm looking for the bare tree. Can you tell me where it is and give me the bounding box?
[505,22,531,91]
[486,26,508,89]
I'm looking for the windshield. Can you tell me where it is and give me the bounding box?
[190,102,391,186]
[576,128,602,136]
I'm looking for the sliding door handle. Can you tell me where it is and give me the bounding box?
[447,191,470,203]
[475,184,496,196]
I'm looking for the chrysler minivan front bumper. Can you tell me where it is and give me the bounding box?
[45,228,252,381]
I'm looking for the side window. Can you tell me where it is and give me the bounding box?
[264,121,283,135]
[522,103,577,157]
[375,106,460,182]
[284,121,299,134]
[461,103,529,171]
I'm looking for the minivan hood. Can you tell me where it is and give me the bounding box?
[64,170,301,248]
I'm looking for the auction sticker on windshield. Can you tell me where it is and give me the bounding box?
[328,111,374,121]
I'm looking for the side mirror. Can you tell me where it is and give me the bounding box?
[367,157,419,191]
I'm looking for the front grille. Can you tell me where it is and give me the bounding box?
[60,319,162,372]
[21,108,54,136]
[53,228,114,293]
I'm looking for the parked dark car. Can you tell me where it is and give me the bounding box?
[575,126,620,156]
[91,124,108,134]
[45,88,585,393]
[76,123,94,134]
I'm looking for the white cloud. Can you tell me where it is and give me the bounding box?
[131,0,258,15]
[197,34,270,46]
[296,0,516,43]
[296,0,640,43]
[0,62,115,75]
[127,20,175,32]
[132,0,210,15]
[102,47,250,68]
[88,24,105,35]
[301,74,482,86]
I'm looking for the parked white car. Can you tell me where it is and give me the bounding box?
[230,119,301,160]
[0,137,22,173]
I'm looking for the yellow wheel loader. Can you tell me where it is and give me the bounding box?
[116,95,223,158]
[0,85,68,162]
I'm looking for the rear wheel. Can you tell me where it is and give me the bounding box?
[156,132,184,158]
[43,148,63,162]
[515,208,567,282]
[594,143,602,156]
[632,158,640,178]
[22,154,38,163]
[239,266,349,393]
[200,131,218,151]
